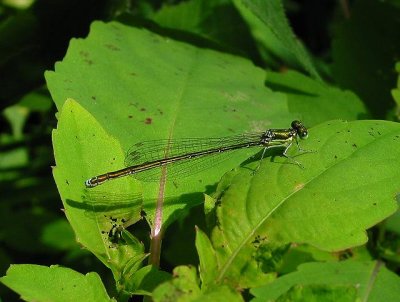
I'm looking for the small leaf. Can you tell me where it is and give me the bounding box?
[392,62,400,111]
[195,226,218,290]
[40,219,76,251]
[0,264,113,302]
[152,0,257,56]
[3,105,29,139]
[152,266,243,302]
[233,0,299,69]
[124,265,171,296]
[153,266,201,301]
[52,99,144,280]
[240,0,320,80]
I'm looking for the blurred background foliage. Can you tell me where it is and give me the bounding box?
[0,0,399,300]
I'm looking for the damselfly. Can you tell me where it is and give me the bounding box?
[85,120,309,188]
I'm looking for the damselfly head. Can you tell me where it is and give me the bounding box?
[291,120,308,139]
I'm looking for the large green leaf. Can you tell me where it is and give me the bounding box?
[197,120,399,288]
[0,264,113,302]
[45,21,293,230]
[250,260,400,302]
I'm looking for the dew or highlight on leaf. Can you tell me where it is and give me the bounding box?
[294,183,305,191]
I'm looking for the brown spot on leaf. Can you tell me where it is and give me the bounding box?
[79,51,89,57]
[104,44,120,51]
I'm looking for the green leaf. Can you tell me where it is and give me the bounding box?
[18,86,53,112]
[2,105,29,139]
[152,266,201,301]
[251,260,400,302]
[239,0,320,80]
[152,0,258,58]
[40,219,80,251]
[331,0,400,117]
[0,133,28,182]
[195,227,218,290]
[152,265,243,302]
[385,193,400,235]
[201,120,399,288]
[124,265,171,296]
[0,264,113,302]
[392,62,400,114]
[278,244,372,275]
[45,21,293,230]
[233,0,299,69]
[265,70,369,126]
[153,0,206,31]
[52,99,145,281]
[275,284,358,302]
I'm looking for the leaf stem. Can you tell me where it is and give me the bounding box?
[148,165,168,267]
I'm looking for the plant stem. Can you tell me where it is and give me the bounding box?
[148,166,168,267]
